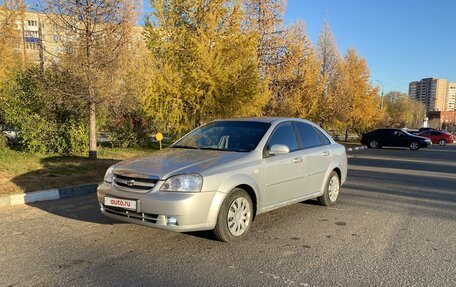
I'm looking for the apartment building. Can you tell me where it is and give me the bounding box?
[447,83,456,111]
[409,78,456,111]
[3,11,144,67]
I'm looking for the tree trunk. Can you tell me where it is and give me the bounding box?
[344,128,349,142]
[88,85,97,159]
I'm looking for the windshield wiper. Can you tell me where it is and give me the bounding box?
[199,147,229,151]
[171,145,200,149]
[200,147,250,152]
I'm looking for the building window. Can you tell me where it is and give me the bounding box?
[27,20,38,27]
[25,30,39,37]
[26,42,37,50]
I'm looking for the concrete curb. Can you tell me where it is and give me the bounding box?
[346,145,368,152]
[0,183,99,208]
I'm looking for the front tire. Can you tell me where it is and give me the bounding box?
[318,171,340,206]
[439,139,447,146]
[213,188,253,243]
[409,141,420,150]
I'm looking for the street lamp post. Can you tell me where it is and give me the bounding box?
[374,79,384,110]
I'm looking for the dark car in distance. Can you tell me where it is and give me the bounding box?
[361,128,432,150]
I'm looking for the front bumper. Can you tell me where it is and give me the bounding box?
[421,141,432,147]
[97,183,225,232]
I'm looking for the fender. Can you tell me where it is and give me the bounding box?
[206,173,262,225]
[318,162,344,196]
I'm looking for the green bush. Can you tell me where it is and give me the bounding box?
[0,67,89,155]
[0,135,7,153]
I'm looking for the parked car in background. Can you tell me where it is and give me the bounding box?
[361,128,432,150]
[405,129,420,135]
[98,118,347,242]
[1,125,19,143]
[417,130,454,146]
[418,127,436,133]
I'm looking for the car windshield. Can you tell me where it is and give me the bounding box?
[172,121,271,152]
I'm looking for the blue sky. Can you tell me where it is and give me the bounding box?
[141,0,456,93]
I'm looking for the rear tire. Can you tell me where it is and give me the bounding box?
[439,139,447,146]
[213,188,253,243]
[409,141,420,150]
[318,171,340,206]
[368,139,380,149]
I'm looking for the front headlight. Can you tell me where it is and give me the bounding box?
[104,165,115,183]
[160,174,203,192]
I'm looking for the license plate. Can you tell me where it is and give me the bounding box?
[104,197,137,211]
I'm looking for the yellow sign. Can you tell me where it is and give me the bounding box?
[156,132,163,150]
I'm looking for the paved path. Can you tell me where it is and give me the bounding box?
[1,145,455,286]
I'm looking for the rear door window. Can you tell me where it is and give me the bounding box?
[295,122,323,149]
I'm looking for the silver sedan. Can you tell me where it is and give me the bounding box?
[97,118,347,242]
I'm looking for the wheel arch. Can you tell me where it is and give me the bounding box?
[333,167,342,181]
[215,174,261,220]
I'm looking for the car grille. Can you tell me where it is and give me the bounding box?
[113,173,159,193]
[103,204,159,224]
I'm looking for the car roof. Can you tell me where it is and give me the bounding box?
[212,117,310,124]
[371,128,400,132]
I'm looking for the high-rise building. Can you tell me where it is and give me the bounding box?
[409,78,455,111]
[447,83,456,111]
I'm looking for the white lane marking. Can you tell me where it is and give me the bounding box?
[350,155,456,166]
[349,165,455,179]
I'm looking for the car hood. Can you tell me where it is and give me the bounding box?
[113,148,247,179]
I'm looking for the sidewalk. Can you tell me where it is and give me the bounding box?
[0,183,98,208]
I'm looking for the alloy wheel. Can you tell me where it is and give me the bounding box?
[410,142,419,150]
[227,197,251,236]
[328,175,340,202]
[370,140,379,148]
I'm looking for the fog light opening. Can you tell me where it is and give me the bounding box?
[166,216,179,226]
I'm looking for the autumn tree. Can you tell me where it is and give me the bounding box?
[383,91,426,128]
[315,21,343,127]
[144,0,269,136]
[270,22,323,119]
[242,0,285,72]
[0,0,25,82]
[43,0,139,159]
[340,48,383,139]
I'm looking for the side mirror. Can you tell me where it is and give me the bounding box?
[269,144,290,155]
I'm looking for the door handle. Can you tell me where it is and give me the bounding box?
[293,157,303,163]
[323,151,330,156]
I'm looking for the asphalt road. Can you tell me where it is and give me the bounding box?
[1,144,455,287]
